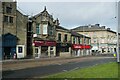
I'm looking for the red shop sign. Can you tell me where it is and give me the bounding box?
[72,44,91,49]
[33,41,56,46]
[45,41,56,46]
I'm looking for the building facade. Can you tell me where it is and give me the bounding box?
[72,24,117,54]
[56,26,71,57]
[0,1,28,59]
[71,31,91,57]
[31,7,57,58]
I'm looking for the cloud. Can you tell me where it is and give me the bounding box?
[17,2,117,31]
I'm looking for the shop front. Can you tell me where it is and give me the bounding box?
[2,33,17,59]
[56,43,71,57]
[72,44,91,57]
[33,40,56,58]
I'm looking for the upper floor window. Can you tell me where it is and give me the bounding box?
[49,26,53,35]
[58,33,61,41]
[43,24,48,34]
[78,38,81,44]
[4,16,13,23]
[36,24,40,34]
[64,34,67,42]
[10,17,13,23]
[4,16,8,22]
[6,7,12,13]
[73,37,76,44]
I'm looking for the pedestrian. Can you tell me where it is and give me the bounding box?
[13,52,17,59]
[113,52,116,58]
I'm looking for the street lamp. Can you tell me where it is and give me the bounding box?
[116,1,119,62]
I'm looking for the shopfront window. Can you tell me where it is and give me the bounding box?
[35,48,38,53]
[61,47,69,52]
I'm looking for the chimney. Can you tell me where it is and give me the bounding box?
[101,26,105,29]
[55,18,60,26]
[95,24,100,26]
[107,28,110,30]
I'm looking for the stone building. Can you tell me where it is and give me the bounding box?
[31,7,57,58]
[56,26,71,57]
[0,1,28,59]
[71,31,91,56]
[16,10,28,58]
[72,24,117,54]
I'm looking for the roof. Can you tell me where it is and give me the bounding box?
[31,6,53,19]
[71,24,116,34]
[71,31,91,39]
[56,26,70,32]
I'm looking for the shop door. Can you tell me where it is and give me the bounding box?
[35,47,40,58]
[16,45,25,58]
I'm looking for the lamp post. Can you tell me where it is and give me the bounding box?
[116,1,119,62]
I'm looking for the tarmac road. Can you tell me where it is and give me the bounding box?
[2,56,116,79]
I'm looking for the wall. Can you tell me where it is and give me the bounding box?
[16,10,28,57]
[2,2,16,36]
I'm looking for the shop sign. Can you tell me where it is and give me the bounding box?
[33,41,56,46]
[72,44,91,49]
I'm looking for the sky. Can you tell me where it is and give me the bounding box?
[16,0,118,31]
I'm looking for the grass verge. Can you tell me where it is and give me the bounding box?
[44,62,118,78]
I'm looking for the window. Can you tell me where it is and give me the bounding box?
[64,34,67,42]
[78,38,81,44]
[6,7,12,13]
[10,17,13,23]
[43,24,47,34]
[35,48,38,53]
[50,47,53,50]
[61,47,69,52]
[73,37,76,44]
[18,47,22,53]
[58,33,61,41]
[36,24,40,34]
[4,16,8,22]
[4,16,13,23]
[49,26,53,35]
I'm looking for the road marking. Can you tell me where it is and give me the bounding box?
[57,64,62,65]
[63,70,67,72]
[72,67,79,70]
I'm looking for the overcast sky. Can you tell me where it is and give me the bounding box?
[16,0,118,31]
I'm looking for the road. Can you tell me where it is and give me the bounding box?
[2,56,116,79]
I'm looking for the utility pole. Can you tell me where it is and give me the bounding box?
[116,1,119,62]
